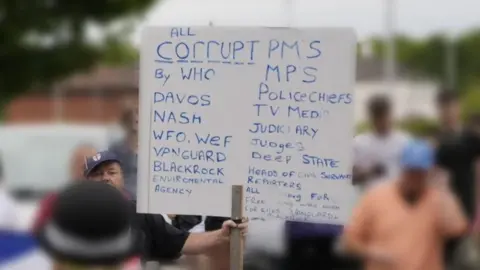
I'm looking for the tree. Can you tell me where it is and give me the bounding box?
[101,38,139,66]
[460,81,480,119]
[367,29,480,92]
[0,0,156,112]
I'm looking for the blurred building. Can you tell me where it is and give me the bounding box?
[5,66,138,123]
[355,58,439,124]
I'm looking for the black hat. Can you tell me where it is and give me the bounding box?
[37,181,143,265]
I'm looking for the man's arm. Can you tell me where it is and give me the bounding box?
[145,211,245,258]
[342,193,391,263]
[343,196,372,258]
[183,219,246,255]
[438,191,469,238]
[182,230,224,255]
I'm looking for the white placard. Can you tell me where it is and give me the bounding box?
[138,27,357,224]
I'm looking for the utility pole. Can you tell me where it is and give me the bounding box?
[445,34,457,90]
[384,0,397,92]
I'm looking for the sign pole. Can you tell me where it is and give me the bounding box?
[230,185,244,270]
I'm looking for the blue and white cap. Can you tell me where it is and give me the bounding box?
[84,151,121,177]
[400,139,434,170]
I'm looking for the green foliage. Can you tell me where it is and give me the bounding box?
[369,29,480,92]
[356,118,439,137]
[101,37,139,66]
[460,82,480,119]
[0,0,156,111]
[397,117,439,137]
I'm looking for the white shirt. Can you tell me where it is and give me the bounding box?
[0,186,18,230]
[161,214,173,225]
[353,130,411,190]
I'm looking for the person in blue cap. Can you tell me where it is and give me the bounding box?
[342,139,468,270]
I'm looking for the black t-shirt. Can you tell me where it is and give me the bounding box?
[436,131,480,220]
[129,201,189,262]
[204,216,230,231]
[171,215,202,231]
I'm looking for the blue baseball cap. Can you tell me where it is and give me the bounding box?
[84,151,121,177]
[401,140,434,170]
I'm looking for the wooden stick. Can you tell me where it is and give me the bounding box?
[230,185,244,270]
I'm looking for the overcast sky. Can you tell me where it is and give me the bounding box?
[131,0,480,44]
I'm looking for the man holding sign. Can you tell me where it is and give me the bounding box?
[83,151,248,268]
[138,26,358,269]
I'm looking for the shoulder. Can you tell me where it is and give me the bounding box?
[128,201,170,225]
[354,132,373,146]
[363,182,392,201]
[439,132,464,147]
[431,187,459,201]
[436,134,461,157]
[427,188,457,212]
[428,187,444,199]
[392,130,411,144]
[127,201,146,221]
[354,132,371,142]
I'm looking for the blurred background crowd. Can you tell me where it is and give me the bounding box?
[1,0,480,269]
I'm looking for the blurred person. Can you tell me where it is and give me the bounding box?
[282,96,407,269]
[353,94,411,191]
[451,113,480,269]
[284,96,413,270]
[31,144,96,233]
[436,90,462,136]
[320,94,410,268]
[0,153,18,230]
[423,125,442,149]
[343,140,468,270]
[435,93,480,264]
[70,144,97,181]
[109,106,138,199]
[83,150,249,269]
[36,181,143,270]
